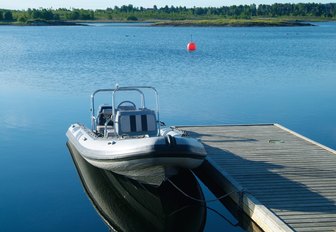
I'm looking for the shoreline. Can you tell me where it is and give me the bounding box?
[0,18,324,27]
[152,19,316,27]
[0,19,87,26]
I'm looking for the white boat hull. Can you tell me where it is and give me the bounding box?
[66,123,206,184]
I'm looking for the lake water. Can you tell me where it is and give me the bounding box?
[0,22,335,231]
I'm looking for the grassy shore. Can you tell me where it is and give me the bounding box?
[1,17,331,27]
[0,19,86,26]
[152,18,315,27]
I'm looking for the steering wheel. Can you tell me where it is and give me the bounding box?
[117,101,136,109]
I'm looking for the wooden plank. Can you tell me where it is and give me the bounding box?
[196,159,294,232]
[178,124,336,232]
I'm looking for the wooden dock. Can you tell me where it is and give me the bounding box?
[177,124,336,232]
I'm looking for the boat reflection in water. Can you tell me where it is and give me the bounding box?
[67,142,207,231]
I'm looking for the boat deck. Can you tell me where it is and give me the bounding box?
[177,124,336,232]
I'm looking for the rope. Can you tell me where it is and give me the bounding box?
[166,204,239,227]
[167,178,237,203]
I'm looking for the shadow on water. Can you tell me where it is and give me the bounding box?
[67,142,207,232]
[190,130,336,217]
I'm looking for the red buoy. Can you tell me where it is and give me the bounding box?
[187,42,196,51]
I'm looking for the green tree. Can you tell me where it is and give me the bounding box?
[17,16,27,22]
[31,9,41,19]
[42,9,55,20]
[127,15,138,21]
[194,7,206,15]
[3,11,13,21]
[69,11,80,20]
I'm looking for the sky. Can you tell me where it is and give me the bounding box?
[1,0,334,10]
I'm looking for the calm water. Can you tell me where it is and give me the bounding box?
[0,22,336,231]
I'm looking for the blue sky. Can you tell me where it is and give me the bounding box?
[1,0,333,10]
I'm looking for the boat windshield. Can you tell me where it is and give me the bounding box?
[90,86,160,136]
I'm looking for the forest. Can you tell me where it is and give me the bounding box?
[1,3,335,23]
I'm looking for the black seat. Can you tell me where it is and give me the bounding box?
[97,106,113,126]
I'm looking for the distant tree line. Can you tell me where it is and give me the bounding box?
[1,3,335,23]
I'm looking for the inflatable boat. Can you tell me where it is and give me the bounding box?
[66,86,206,185]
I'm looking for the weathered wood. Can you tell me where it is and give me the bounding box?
[179,124,336,232]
